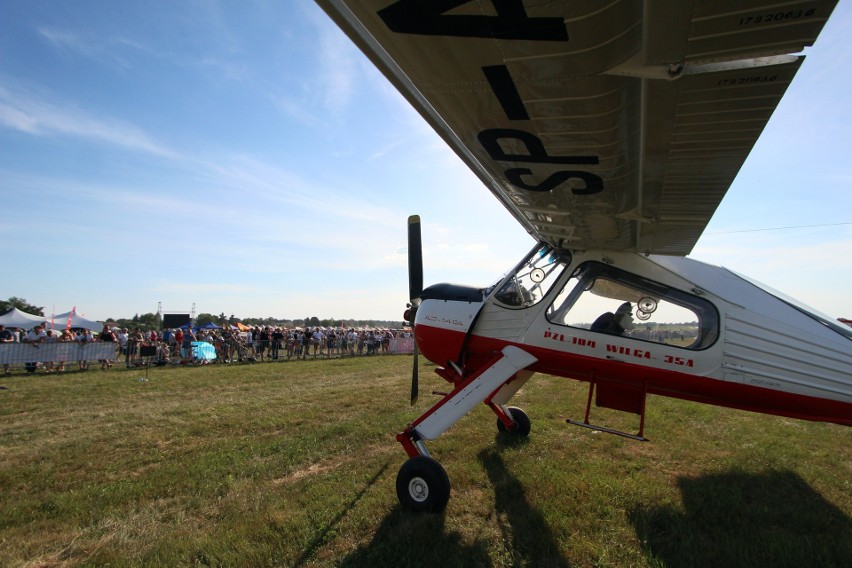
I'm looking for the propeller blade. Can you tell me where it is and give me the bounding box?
[407,215,423,405]
[410,340,419,405]
[408,215,423,302]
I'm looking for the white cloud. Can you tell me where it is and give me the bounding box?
[37,27,94,57]
[0,82,177,158]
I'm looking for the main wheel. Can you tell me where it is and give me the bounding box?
[496,406,531,436]
[396,456,451,513]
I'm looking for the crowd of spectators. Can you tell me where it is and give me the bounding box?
[1,323,101,373]
[133,325,410,366]
[0,322,412,374]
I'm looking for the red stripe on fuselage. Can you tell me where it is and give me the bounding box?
[414,322,852,426]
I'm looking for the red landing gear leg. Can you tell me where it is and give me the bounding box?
[394,346,538,512]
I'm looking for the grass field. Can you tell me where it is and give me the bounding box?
[1,356,849,567]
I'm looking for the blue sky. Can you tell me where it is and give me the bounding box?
[1,1,850,323]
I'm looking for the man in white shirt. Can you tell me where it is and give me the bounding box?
[311,328,324,357]
[25,325,47,343]
[23,325,47,373]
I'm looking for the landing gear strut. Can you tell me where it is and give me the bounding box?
[496,406,531,436]
[394,346,538,512]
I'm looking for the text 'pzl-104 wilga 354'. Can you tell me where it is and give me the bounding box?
[316,0,851,512]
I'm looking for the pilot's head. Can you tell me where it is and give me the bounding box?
[615,302,634,327]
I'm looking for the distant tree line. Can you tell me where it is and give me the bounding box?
[113,313,404,331]
[193,313,404,330]
[1,297,403,331]
[0,297,44,316]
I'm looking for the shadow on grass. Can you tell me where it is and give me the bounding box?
[629,469,851,568]
[335,436,570,568]
[293,463,391,567]
[479,446,572,567]
[336,507,491,568]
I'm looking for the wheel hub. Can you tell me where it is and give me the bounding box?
[407,476,429,502]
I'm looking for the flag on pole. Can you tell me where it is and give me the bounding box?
[66,307,76,330]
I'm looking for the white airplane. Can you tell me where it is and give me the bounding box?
[316,0,851,512]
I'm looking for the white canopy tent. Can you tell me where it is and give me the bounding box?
[0,308,47,330]
[51,311,104,332]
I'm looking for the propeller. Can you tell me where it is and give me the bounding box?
[408,215,423,301]
[407,215,423,405]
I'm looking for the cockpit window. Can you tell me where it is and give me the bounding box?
[493,245,567,309]
[547,262,719,350]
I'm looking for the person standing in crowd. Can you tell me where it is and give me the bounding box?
[340,329,349,357]
[271,327,284,361]
[168,328,179,354]
[243,326,252,355]
[183,326,197,362]
[127,328,144,368]
[221,326,234,362]
[83,328,96,370]
[57,328,74,372]
[325,328,336,358]
[284,328,295,360]
[117,328,129,364]
[258,326,271,361]
[43,329,58,372]
[0,324,15,375]
[173,327,183,358]
[300,329,311,360]
[23,325,47,374]
[311,327,323,357]
[25,324,47,344]
[99,324,116,370]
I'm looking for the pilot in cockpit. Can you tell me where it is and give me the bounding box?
[590,302,634,335]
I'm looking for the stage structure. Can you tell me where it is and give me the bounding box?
[159,302,195,330]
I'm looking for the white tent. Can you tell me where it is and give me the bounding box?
[0,307,47,329]
[51,311,104,332]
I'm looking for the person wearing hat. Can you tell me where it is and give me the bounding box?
[590,302,634,336]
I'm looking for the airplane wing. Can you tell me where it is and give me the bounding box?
[316,0,837,255]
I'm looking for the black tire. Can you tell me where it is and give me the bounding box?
[496,406,531,436]
[396,456,451,513]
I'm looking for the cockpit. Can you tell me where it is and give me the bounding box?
[492,245,568,308]
[489,244,721,350]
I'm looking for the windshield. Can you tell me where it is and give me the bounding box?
[492,245,568,308]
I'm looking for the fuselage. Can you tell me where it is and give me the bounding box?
[414,246,852,426]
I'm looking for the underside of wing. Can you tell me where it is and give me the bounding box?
[317,0,837,255]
